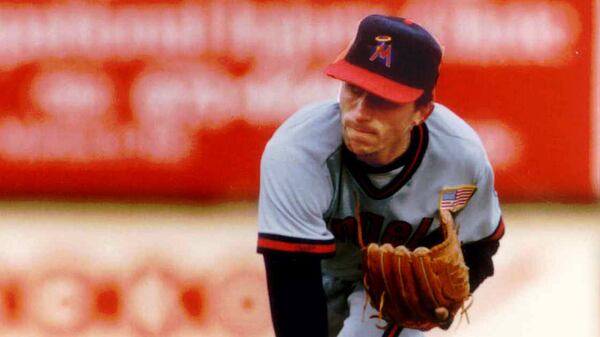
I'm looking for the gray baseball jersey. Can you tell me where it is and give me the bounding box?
[257,100,504,337]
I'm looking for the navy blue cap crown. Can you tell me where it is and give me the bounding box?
[326,14,443,103]
[346,15,442,91]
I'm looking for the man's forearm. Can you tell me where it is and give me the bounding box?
[263,253,328,337]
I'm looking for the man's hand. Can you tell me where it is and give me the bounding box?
[434,307,453,330]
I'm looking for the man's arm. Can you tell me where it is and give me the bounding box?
[461,239,500,292]
[263,253,328,337]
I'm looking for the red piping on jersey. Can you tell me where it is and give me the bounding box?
[405,217,433,250]
[257,237,336,254]
[484,217,505,241]
[394,124,424,185]
[384,323,402,337]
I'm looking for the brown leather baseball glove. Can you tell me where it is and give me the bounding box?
[362,210,470,331]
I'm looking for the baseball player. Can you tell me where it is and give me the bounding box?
[257,14,504,337]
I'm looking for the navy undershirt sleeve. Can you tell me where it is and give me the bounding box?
[263,253,328,337]
[461,239,500,292]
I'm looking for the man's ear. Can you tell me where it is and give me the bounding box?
[415,102,434,125]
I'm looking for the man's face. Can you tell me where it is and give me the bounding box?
[339,82,428,164]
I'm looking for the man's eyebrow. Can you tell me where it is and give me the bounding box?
[366,93,399,106]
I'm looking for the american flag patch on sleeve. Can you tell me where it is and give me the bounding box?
[439,185,477,212]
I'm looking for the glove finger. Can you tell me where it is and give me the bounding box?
[442,262,470,303]
[391,246,418,323]
[381,244,410,322]
[435,212,470,309]
[398,247,431,321]
[413,247,439,319]
[365,244,386,307]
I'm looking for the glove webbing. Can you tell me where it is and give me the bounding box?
[355,193,369,321]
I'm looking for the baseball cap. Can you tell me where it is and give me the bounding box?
[325,14,442,104]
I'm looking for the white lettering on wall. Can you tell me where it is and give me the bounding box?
[0,1,577,68]
[0,1,581,162]
[401,0,579,65]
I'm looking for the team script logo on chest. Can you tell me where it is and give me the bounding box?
[329,211,433,250]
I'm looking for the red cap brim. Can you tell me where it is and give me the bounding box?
[325,59,423,104]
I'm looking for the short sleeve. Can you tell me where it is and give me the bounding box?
[257,140,336,257]
[455,159,505,243]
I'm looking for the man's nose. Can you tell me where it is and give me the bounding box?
[352,98,373,121]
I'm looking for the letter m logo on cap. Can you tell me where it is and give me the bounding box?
[369,35,392,68]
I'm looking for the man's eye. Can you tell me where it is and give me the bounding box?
[348,84,363,95]
[367,95,398,109]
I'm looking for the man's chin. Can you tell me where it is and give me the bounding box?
[346,143,377,157]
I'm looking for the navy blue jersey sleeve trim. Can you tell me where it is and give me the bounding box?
[481,216,505,242]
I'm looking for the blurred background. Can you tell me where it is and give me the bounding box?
[0,0,597,336]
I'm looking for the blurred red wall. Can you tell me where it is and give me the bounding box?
[0,0,595,202]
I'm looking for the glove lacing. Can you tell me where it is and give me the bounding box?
[355,193,370,322]
[355,194,389,329]
[455,295,473,329]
